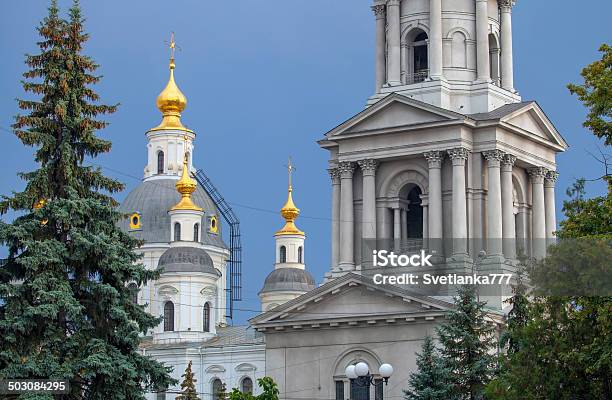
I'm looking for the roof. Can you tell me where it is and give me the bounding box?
[157,246,220,276]
[118,178,227,249]
[468,101,535,120]
[259,267,316,294]
[139,325,265,350]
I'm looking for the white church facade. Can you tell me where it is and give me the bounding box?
[117,1,567,399]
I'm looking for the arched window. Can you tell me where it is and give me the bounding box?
[279,246,287,263]
[157,151,164,175]
[174,222,181,242]
[241,377,253,395]
[405,29,429,84]
[489,34,501,86]
[406,186,424,239]
[451,31,467,68]
[128,283,138,305]
[298,246,303,264]
[212,379,223,400]
[163,301,174,332]
[194,223,200,242]
[203,302,211,332]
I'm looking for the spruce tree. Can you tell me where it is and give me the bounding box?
[404,336,452,400]
[436,285,496,400]
[0,1,175,398]
[176,361,199,400]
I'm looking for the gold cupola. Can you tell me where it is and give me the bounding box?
[171,142,202,211]
[151,33,192,132]
[276,158,304,236]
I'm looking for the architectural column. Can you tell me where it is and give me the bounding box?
[483,150,505,256]
[386,0,402,86]
[429,0,443,79]
[393,207,401,242]
[400,209,408,241]
[338,162,356,270]
[421,199,429,249]
[448,148,469,257]
[475,0,490,82]
[529,167,547,258]
[544,170,558,239]
[499,0,515,91]
[372,4,387,91]
[358,159,378,243]
[501,154,517,259]
[329,168,341,270]
[424,151,444,255]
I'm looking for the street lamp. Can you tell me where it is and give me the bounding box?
[345,362,394,387]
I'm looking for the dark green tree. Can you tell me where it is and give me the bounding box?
[568,44,612,145]
[404,336,453,400]
[436,285,496,400]
[176,361,199,400]
[0,1,175,398]
[229,377,279,400]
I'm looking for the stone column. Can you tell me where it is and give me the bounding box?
[529,167,547,258]
[401,209,408,241]
[358,159,378,243]
[329,168,341,270]
[475,0,490,82]
[424,151,444,255]
[421,199,429,249]
[429,0,443,79]
[386,0,402,86]
[447,148,469,257]
[544,170,558,239]
[499,0,515,91]
[483,150,505,256]
[393,207,401,242]
[501,154,517,259]
[338,162,355,270]
[372,4,387,91]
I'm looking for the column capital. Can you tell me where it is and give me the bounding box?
[528,166,548,184]
[358,159,379,175]
[424,151,444,169]
[386,0,400,6]
[371,4,386,18]
[338,162,355,179]
[483,150,505,168]
[447,147,470,166]
[501,154,517,172]
[545,170,559,187]
[499,0,516,11]
[328,167,341,184]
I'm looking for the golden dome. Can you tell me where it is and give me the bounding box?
[276,159,304,236]
[171,146,202,212]
[151,34,191,132]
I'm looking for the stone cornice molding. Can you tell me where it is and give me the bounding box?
[528,167,548,184]
[371,4,386,18]
[447,147,470,166]
[328,167,341,184]
[358,159,379,176]
[338,162,355,179]
[424,151,444,169]
[483,150,506,168]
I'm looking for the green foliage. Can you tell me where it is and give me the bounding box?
[436,285,497,400]
[216,382,229,400]
[557,179,612,239]
[229,377,279,400]
[404,336,453,400]
[176,361,199,400]
[568,44,612,145]
[0,1,176,398]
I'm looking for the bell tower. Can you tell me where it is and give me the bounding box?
[368,0,521,113]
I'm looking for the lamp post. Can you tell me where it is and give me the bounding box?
[345,362,394,395]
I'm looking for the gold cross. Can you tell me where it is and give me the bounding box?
[286,157,296,188]
[165,32,181,59]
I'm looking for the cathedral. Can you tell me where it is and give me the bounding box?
[119,1,567,399]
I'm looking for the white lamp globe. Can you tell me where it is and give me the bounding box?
[355,362,369,377]
[345,365,357,379]
[379,363,394,379]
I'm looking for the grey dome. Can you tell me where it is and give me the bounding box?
[157,247,220,276]
[260,268,316,294]
[118,179,227,249]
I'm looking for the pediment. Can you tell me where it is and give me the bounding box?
[500,103,568,149]
[250,273,453,329]
[325,93,464,138]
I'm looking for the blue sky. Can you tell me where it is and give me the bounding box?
[1,0,610,324]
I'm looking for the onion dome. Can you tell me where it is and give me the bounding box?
[171,149,202,211]
[276,158,304,236]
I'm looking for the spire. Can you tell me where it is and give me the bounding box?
[171,137,202,211]
[276,157,304,236]
[151,32,191,132]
